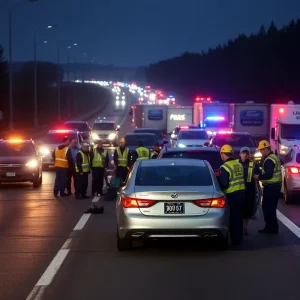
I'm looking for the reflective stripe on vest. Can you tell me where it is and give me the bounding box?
[117,147,129,167]
[92,148,107,167]
[151,151,158,158]
[221,160,245,194]
[261,153,282,185]
[75,151,90,172]
[247,161,254,183]
[136,147,150,160]
[54,147,69,168]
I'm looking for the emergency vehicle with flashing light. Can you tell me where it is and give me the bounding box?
[39,129,84,168]
[0,138,42,187]
[270,101,300,158]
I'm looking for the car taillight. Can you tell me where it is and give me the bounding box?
[288,167,300,174]
[121,195,156,208]
[193,197,226,208]
[214,170,220,176]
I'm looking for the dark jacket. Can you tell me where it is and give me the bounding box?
[258,151,276,181]
[90,147,109,168]
[52,144,73,168]
[239,159,261,183]
[113,147,131,167]
[76,150,90,173]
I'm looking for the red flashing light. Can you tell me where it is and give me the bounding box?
[180,126,189,129]
[279,108,284,113]
[54,129,71,133]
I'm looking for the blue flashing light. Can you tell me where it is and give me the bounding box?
[206,116,225,121]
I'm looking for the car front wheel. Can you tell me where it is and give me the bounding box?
[33,175,42,188]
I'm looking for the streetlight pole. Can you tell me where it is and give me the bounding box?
[57,47,61,121]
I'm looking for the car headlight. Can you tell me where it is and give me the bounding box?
[121,100,125,105]
[116,101,120,105]
[26,159,38,168]
[39,147,50,155]
[280,145,288,154]
[108,133,116,140]
[254,152,262,158]
[171,134,176,139]
[92,133,99,139]
[178,143,186,148]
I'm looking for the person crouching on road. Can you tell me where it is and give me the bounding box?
[75,142,91,199]
[90,140,109,196]
[151,143,161,159]
[219,144,246,247]
[52,137,73,197]
[253,140,282,234]
[67,138,79,196]
[113,138,130,182]
[239,147,261,235]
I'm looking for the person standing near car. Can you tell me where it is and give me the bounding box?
[219,144,246,247]
[53,137,73,197]
[113,138,130,182]
[90,140,109,196]
[67,138,79,196]
[134,140,150,161]
[151,143,161,159]
[238,147,261,235]
[75,142,91,199]
[253,140,282,234]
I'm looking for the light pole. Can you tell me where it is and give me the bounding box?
[33,25,54,127]
[8,0,39,130]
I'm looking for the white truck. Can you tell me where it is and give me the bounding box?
[167,106,193,133]
[270,101,300,158]
[232,102,270,141]
[193,101,234,136]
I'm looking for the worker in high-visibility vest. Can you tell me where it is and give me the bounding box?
[90,140,109,196]
[113,138,130,182]
[238,147,261,235]
[52,136,73,197]
[150,143,161,159]
[134,140,150,161]
[75,142,91,199]
[219,144,246,247]
[253,140,282,234]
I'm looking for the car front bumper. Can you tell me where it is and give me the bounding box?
[0,166,40,182]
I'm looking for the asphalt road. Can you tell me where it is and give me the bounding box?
[2,91,300,300]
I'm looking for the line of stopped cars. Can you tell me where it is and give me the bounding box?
[109,125,300,251]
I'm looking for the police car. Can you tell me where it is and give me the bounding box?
[91,117,120,146]
[38,129,84,168]
[0,139,42,187]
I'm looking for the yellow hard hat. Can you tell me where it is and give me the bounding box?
[120,138,125,143]
[257,140,270,150]
[220,144,233,153]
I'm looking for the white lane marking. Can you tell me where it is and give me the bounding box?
[277,209,300,238]
[92,196,100,202]
[36,249,70,286]
[73,213,91,230]
[61,238,72,249]
[26,286,46,300]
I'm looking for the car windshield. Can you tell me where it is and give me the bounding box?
[134,129,163,140]
[213,134,256,147]
[92,123,115,130]
[65,123,89,131]
[125,135,157,146]
[135,165,212,186]
[0,143,35,156]
[161,150,222,170]
[178,131,208,140]
[281,124,300,140]
[43,134,76,144]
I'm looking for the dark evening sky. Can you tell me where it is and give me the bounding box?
[1,0,300,67]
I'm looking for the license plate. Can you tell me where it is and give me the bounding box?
[6,172,16,177]
[164,203,185,214]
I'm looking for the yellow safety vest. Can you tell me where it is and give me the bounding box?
[151,151,159,158]
[54,147,69,168]
[75,151,90,173]
[136,147,150,160]
[261,153,282,185]
[92,148,107,167]
[221,159,245,194]
[117,147,129,167]
[238,160,254,183]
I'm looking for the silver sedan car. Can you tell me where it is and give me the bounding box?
[110,158,229,251]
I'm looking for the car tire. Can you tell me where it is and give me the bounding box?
[117,232,131,251]
[33,175,42,188]
[216,236,228,251]
[283,181,292,204]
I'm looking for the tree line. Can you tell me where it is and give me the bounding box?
[146,19,300,105]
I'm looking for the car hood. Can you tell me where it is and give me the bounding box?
[0,156,34,164]
[177,139,209,147]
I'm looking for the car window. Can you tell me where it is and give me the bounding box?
[125,135,157,146]
[160,150,222,170]
[296,153,300,164]
[43,134,76,144]
[178,131,208,140]
[65,123,89,131]
[0,143,35,156]
[134,129,163,140]
[213,134,256,147]
[135,165,212,186]
[92,123,115,130]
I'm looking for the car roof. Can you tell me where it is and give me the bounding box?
[134,128,161,132]
[161,146,219,153]
[179,128,206,132]
[64,121,87,124]
[139,158,207,167]
[214,132,250,136]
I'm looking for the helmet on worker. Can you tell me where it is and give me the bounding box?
[120,138,125,147]
[220,144,233,161]
[257,140,271,157]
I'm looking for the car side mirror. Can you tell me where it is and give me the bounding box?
[109,177,124,188]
